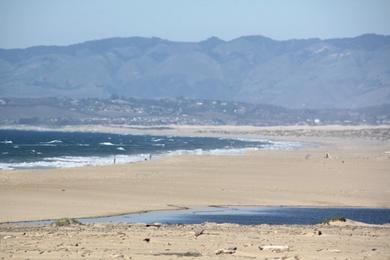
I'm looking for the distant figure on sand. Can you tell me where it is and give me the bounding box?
[113,155,116,165]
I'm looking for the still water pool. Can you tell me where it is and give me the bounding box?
[74,206,390,225]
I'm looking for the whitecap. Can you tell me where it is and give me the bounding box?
[37,143,56,147]
[99,142,115,146]
[1,140,13,144]
[152,143,165,147]
[0,137,302,171]
[45,140,63,144]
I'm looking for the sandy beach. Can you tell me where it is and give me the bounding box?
[1,125,390,259]
[1,125,390,222]
[1,221,390,259]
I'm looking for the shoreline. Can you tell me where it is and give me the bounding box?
[5,204,390,226]
[1,124,390,259]
[0,126,304,171]
[2,123,389,150]
[1,123,390,139]
[0,144,303,172]
[0,135,302,172]
[1,124,389,222]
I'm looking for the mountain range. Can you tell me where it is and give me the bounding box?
[1,34,389,109]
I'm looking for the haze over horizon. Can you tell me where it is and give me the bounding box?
[1,33,389,109]
[1,33,390,50]
[1,0,390,49]
[1,0,389,111]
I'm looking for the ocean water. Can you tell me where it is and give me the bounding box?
[0,129,298,170]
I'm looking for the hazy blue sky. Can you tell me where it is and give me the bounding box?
[1,0,389,49]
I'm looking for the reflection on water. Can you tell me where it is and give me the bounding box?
[80,206,390,225]
[14,206,390,225]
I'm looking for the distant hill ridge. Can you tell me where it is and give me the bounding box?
[1,34,389,109]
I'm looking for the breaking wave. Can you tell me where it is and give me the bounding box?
[0,129,301,170]
[99,142,115,146]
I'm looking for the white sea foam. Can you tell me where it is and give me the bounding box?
[165,147,259,157]
[99,142,115,146]
[234,138,302,150]
[42,140,63,144]
[1,140,13,144]
[0,164,13,170]
[152,143,165,147]
[0,154,150,170]
[117,147,126,151]
[163,140,300,157]
[266,140,302,150]
[37,143,56,146]
[0,148,256,170]
[0,139,301,170]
